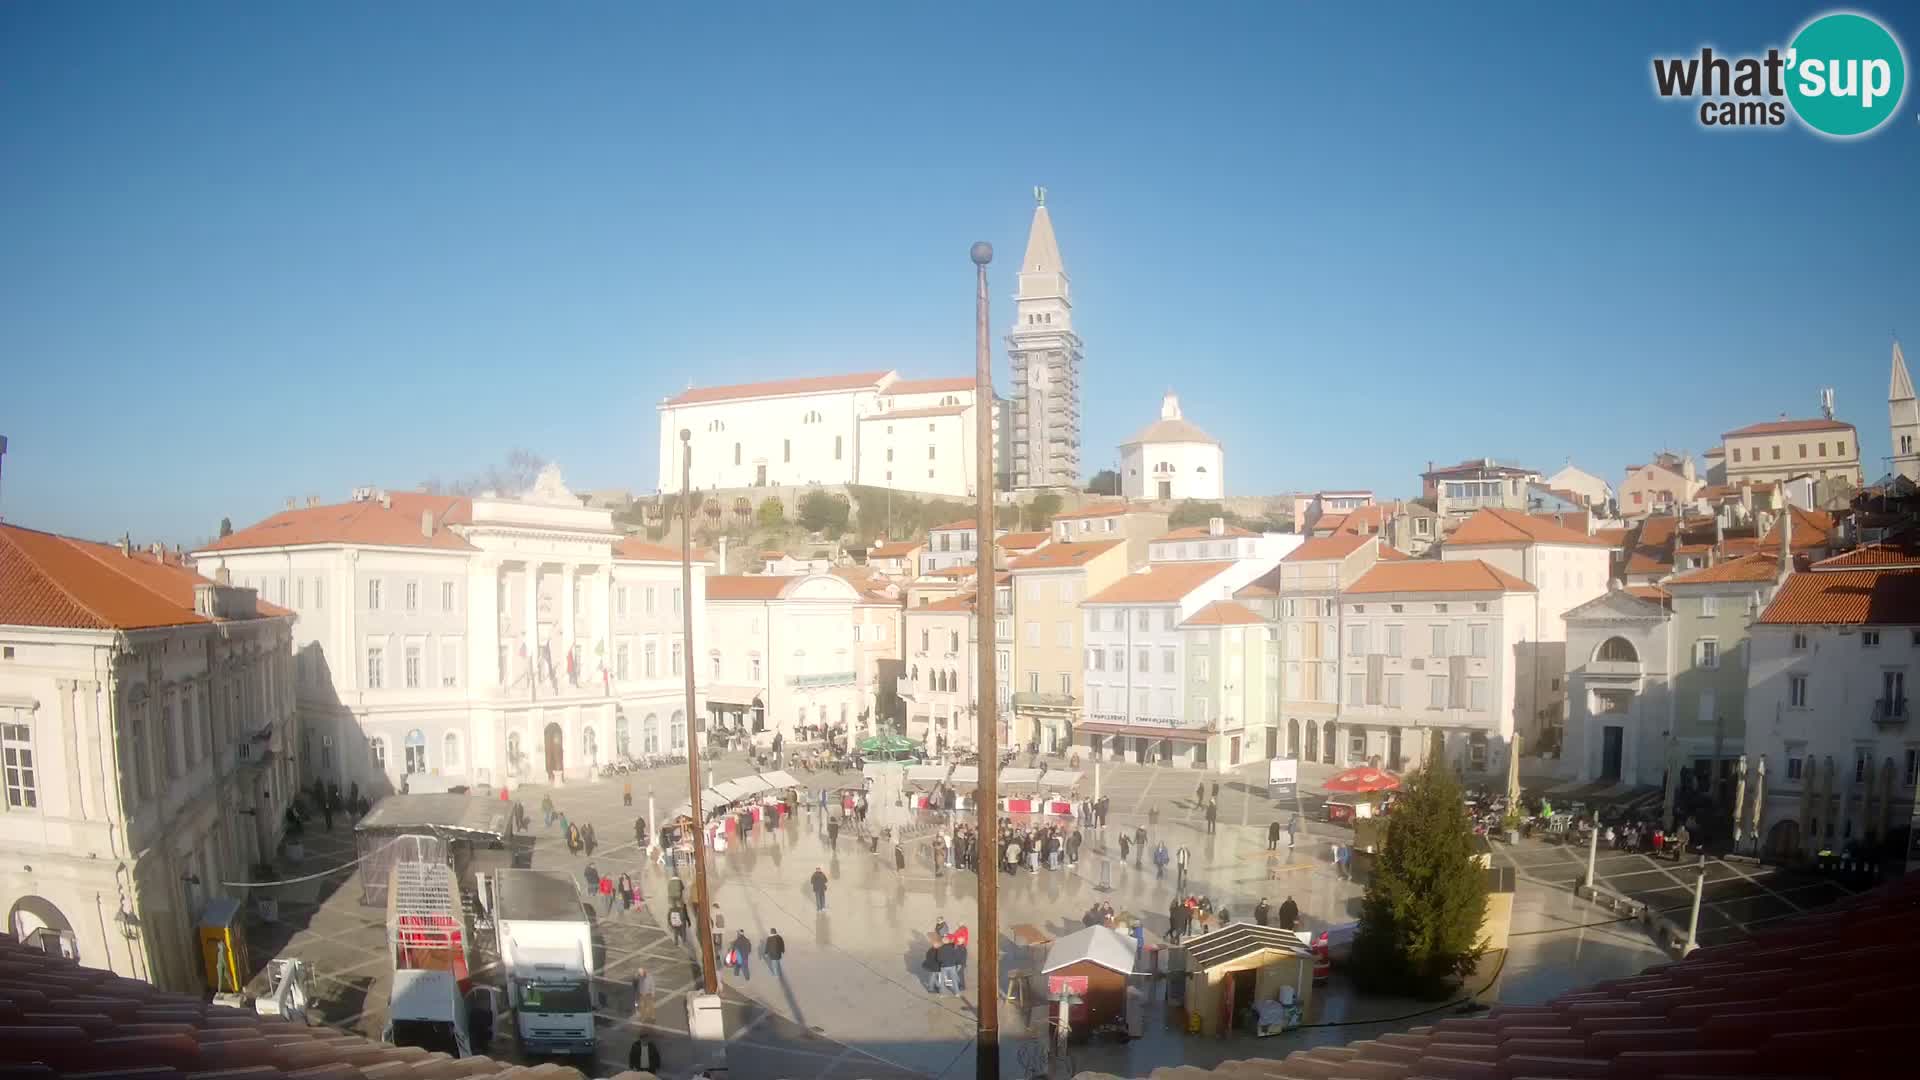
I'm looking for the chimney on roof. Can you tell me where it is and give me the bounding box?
[284,496,296,511]
[379,492,392,510]
[307,495,320,508]
[118,533,130,558]
[719,535,730,573]
[148,541,162,559]
[421,510,434,539]
[1208,517,1225,537]
[214,566,231,586]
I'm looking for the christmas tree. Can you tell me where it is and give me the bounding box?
[1350,733,1490,998]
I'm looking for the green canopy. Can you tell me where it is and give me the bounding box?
[858,733,919,755]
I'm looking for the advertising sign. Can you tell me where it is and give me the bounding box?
[1268,756,1298,799]
[1047,975,1089,1000]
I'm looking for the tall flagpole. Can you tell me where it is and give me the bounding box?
[680,429,720,993]
[969,239,1001,1080]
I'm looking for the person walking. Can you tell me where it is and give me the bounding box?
[617,873,635,912]
[810,867,829,912]
[1205,799,1218,836]
[631,966,656,1024]
[1153,842,1170,880]
[763,928,786,978]
[628,1035,662,1073]
[1194,781,1206,813]
[585,823,598,857]
[710,906,726,963]
[1278,895,1299,931]
[1287,812,1299,849]
[585,863,601,894]
[566,821,580,855]
[954,927,969,991]
[1167,897,1184,944]
[728,929,752,979]
[623,780,633,808]
[542,794,555,828]
[668,902,690,949]
[599,873,615,914]
[1118,831,1132,863]
[1134,824,1147,864]
[1254,898,1271,926]
[1175,846,1190,891]
[1267,820,1281,850]
[921,941,943,992]
[827,818,840,851]
[634,815,648,851]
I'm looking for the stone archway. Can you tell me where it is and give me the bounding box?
[8,895,77,959]
[543,722,565,780]
[1288,718,1300,758]
[1765,818,1802,860]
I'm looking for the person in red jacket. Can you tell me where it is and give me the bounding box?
[599,873,615,914]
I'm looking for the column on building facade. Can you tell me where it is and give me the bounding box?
[471,559,501,691]
[55,678,85,821]
[595,564,613,689]
[560,563,576,689]
[523,562,539,690]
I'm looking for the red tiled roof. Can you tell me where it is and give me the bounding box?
[929,519,977,531]
[1815,538,1920,569]
[867,539,923,559]
[1156,524,1257,540]
[1377,545,1413,561]
[1009,539,1122,570]
[1724,416,1856,437]
[1758,566,1920,624]
[1181,600,1266,626]
[706,575,800,601]
[998,530,1050,551]
[1623,514,1679,575]
[1282,533,1373,562]
[1595,527,1631,547]
[1665,552,1780,586]
[1310,513,1348,533]
[871,404,968,420]
[1348,559,1534,595]
[1760,505,1835,551]
[1084,561,1237,604]
[662,370,891,406]
[1051,501,1155,520]
[921,593,977,612]
[1447,507,1610,547]
[2,523,287,630]
[926,564,979,578]
[886,376,973,395]
[200,492,478,553]
[1626,584,1671,603]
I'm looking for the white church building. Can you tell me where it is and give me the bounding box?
[1121,391,1224,501]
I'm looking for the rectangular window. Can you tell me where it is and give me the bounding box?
[1136,648,1149,672]
[1905,748,1918,786]
[1348,626,1367,656]
[1787,755,1804,781]
[644,642,658,678]
[929,445,936,460]
[1798,443,1807,458]
[1428,676,1446,708]
[368,578,383,610]
[1195,656,1211,680]
[1863,630,1881,647]
[296,577,305,608]
[1818,442,1827,456]
[441,581,455,611]
[1029,671,1040,694]
[1111,648,1124,672]
[1793,631,1809,650]
[1697,639,1719,669]
[673,587,683,615]
[1470,624,1489,658]
[1429,625,1446,656]
[751,656,761,681]
[1732,447,1741,462]
[1701,595,1717,617]
[1468,677,1489,711]
[783,439,791,463]
[671,639,683,676]
[1347,672,1364,704]
[1771,444,1780,460]
[404,644,421,688]
[1024,621,1039,645]
[835,435,843,460]
[1055,622,1071,646]
[1789,674,1807,708]
[1059,673,1071,695]
[1386,625,1403,658]
[1137,610,1151,632]
[1,722,35,809]
[1162,609,1176,631]
[617,586,628,616]
[405,581,418,612]
[1385,673,1402,707]
[645,587,656,615]
[439,641,459,687]
[367,646,384,689]
[1058,580,1075,603]
[735,443,741,465]
[1089,649,1104,671]
[1163,648,1176,674]
[1838,440,1847,456]
[315,576,325,608]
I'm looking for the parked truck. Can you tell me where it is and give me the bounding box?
[382,859,482,1057]
[475,868,595,1058]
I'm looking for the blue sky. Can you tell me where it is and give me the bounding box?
[2,1,1916,545]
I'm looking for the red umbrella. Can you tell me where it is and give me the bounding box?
[1323,767,1401,793]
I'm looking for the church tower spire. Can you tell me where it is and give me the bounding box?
[1891,339,1920,482]
[1006,187,1083,490]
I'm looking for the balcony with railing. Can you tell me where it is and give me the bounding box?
[1012,690,1078,712]
[1872,696,1908,728]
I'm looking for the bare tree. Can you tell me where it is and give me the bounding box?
[431,448,548,497]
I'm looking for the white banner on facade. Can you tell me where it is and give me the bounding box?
[1268,756,1298,798]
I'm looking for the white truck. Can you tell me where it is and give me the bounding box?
[475,868,596,1058]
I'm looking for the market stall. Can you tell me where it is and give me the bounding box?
[1040,924,1138,1042]
[1177,922,1315,1037]
[998,768,1083,817]
[353,793,514,907]
[905,764,979,812]
[857,732,922,762]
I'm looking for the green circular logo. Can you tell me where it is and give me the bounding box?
[1786,12,1907,137]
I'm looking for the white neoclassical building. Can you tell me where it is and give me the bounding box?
[192,469,708,794]
[2,522,296,994]
[1562,588,1674,787]
[1121,392,1224,501]
[703,573,866,744]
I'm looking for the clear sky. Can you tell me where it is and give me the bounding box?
[2,1,1916,545]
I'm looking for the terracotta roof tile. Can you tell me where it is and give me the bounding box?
[1760,505,1835,551]
[705,575,798,601]
[200,493,478,553]
[1758,566,1920,624]
[1626,584,1671,603]
[1724,417,1856,437]
[1347,559,1535,595]
[886,376,973,395]
[1181,600,1266,627]
[1447,508,1610,547]
[1009,539,1122,570]
[1378,544,1413,561]
[867,539,923,559]
[930,519,977,531]
[662,370,892,406]
[1084,561,1237,604]
[1665,552,1780,586]
[1051,501,1156,521]
[1156,524,1257,540]
[1282,533,1373,562]
[3,523,286,631]
[1595,527,1631,547]
[997,530,1050,552]
[1815,538,1920,569]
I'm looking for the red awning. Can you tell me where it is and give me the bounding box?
[1323,767,1401,793]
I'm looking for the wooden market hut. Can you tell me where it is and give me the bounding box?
[1178,922,1316,1037]
[1039,924,1137,1039]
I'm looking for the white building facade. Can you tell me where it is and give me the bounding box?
[193,471,708,793]
[704,573,864,745]
[1562,589,1673,787]
[2,524,296,995]
[1121,392,1224,501]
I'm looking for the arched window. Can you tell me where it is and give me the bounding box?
[370,736,388,772]
[669,710,686,750]
[948,669,958,693]
[404,729,427,774]
[443,732,461,769]
[910,665,919,686]
[506,731,521,768]
[582,725,599,766]
[616,713,630,756]
[643,713,660,754]
[1596,637,1638,663]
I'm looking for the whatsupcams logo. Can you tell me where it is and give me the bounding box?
[1652,10,1907,136]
